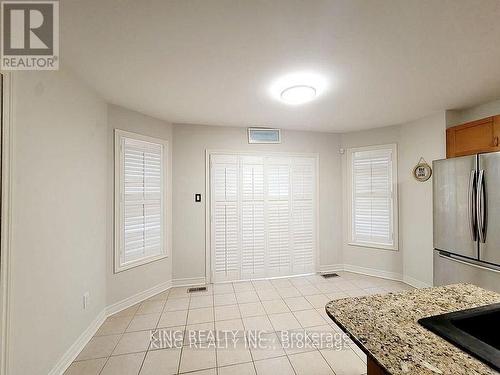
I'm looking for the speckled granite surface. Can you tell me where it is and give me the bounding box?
[326,284,500,375]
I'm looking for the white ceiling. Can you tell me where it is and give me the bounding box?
[62,0,500,132]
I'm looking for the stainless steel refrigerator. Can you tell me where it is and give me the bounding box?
[433,152,500,292]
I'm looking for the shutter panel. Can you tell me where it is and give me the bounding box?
[122,137,164,265]
[352,148,393,246]
[267,158,291,276]
[292,159,315,274]
[241,157,266,279]
[211,156,240,281]
[210,154,316,282]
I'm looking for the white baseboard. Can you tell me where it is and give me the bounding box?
[318,264,344,273]
[171,277,206,287]
[106,280,172,317]
[403,275,431,289]
[48,309,106,375]
[342,264,403,282]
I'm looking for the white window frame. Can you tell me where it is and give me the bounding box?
[346,144,399,251]
[114,129,169,273]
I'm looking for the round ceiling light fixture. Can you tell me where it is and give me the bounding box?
[280,85,317,105]
[269,71,328,105]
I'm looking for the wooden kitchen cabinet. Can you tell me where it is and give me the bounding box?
[446,115,500,158]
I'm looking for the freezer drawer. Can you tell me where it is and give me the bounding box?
[433,155,478,260]
[478,152,500,266]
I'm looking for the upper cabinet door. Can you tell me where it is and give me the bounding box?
[447,117,500,158]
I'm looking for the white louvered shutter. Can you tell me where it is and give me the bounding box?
[291,158,315,274]
[352,148,394,247]
[211,155,240,281]
[266,158,291,277]
[240,156,266,279]
[122,137,164,265]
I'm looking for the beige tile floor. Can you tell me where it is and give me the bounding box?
[65,272,413,375]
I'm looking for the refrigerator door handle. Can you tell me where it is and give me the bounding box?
[468,170,477,242]
[477,169,487,243]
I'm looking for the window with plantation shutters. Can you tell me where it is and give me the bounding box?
[348,144,398,250]
[210,153,317,282]
[114,130,168,272]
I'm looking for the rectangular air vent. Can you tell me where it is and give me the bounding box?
[187,286,208,293]
[321,273,339,279]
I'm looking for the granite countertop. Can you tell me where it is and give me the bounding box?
[326,283,500,375]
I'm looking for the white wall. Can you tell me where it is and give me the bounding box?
[172,124,343,282]
[340,113,446,285]
[446,97,500,127]
[399,113,446,286]
[106,104,173,305]
[8,70,108,375]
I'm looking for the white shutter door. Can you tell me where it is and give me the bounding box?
[240,157,266,279]
[211,155,240,281]
[266,159,291,277]
[291,159,315,274]
[122,138,164,265]
[352,149,393,246]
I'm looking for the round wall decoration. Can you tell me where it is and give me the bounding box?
[413,157,432,182]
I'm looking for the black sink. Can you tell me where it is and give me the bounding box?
[418,303,500,371]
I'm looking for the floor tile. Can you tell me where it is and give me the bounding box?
[168,287,191,299]
[304,294,330,309]
[215,318,245,335]
[180,369,216,375]
[187,307,214,325]
[218,362,256,375]
[76,335,121,361]
[232,281,255,293]
[236,291,260,304]
[215,304,240,321]
[256,289,281,301]
[277,287,301,298]
[288,350,333,375]
[270,278,293,288]
[63,358,106,375]
[268,312,301,331]
[137,300,165,315]
[216,339,252,367]
[242,315,273,332]
[293,309,327,328]
[190,295,214,309]
[296,285,322,296]
[178,346,216,373]
[252,280,274,290]
[239,302,266,318]
[215,293,237,306]
[150,326,185,350]
[110,304,140,318]
[284,296,313,311]
[158,310,188,328]
[248,332,285,361]
[126,313,160,332]
[213,283,235,295]
[184,322,215,345]
[261,299,290,314]
[101,352,146,375]
[95,316,133,336]
[113,330,151,355]
[147,290,170,301]
[164,298,190,311]
[139,347,181,375]
[254,356,295,375]
[320,348,366,375]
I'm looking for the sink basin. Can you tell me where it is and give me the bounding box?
[418,303,500,371]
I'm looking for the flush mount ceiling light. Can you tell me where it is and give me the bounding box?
[280,85,317,105]
[270,71,327,105]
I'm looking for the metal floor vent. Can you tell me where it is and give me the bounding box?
[187,286,208,293]
[321,273,339,279]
